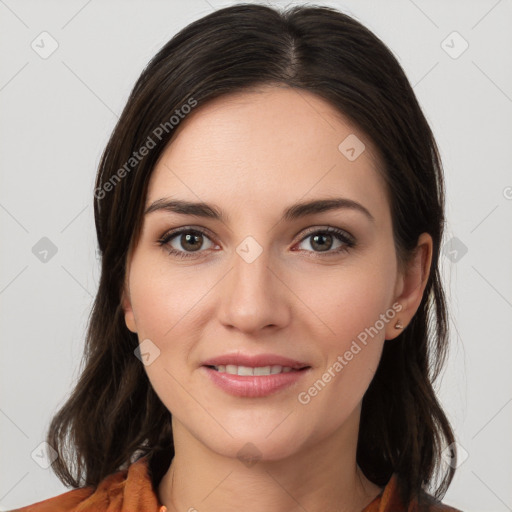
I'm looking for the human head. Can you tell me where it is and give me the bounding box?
[48,3,455,504]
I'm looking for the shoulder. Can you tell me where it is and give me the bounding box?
[367,473,464,512]
[415,491,464,512]
[8,456,161,512]
[8,486,94,511]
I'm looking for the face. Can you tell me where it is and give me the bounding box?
[122,86,420,461]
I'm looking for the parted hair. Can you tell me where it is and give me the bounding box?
[46,3,456,506]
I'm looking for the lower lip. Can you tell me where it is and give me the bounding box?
[201,366,310,398]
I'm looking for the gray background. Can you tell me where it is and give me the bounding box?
[1,1,511,510]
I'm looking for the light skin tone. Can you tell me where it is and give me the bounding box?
[121,85,433,512]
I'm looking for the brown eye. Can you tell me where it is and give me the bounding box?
[158,228,215,258]
[178,232,204,252]
[296,227,355,255]
[309,233,334,252]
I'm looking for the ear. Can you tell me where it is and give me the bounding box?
[385,233,433,340]
[121,282,137,334]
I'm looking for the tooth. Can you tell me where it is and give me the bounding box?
[254,366,271,376]
[214,365,295,375]
[238,366,254,376]
[226,365,238,375]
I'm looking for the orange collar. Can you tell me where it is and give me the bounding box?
[12,455,460,512]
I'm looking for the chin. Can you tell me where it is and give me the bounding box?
[212,434,304,464]
[195,416,312,463]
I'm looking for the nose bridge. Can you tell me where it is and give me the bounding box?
[218,238,288,332]
[233,240,271,294]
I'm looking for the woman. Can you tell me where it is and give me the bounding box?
[12,4,463,511]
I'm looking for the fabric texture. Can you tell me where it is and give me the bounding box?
[10,455,462,512]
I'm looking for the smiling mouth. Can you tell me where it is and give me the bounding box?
[205,364,310,376]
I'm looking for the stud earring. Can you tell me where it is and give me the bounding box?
[394,320,404,329]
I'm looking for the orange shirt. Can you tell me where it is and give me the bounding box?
[10,456,462,512]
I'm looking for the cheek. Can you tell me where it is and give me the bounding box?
[293,253,396,418]
[127,254,214,416]
[128,253,200,340]
[298,255,396,351]
[308,280,389,393]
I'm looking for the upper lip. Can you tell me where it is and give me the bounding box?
[202,353,310,370]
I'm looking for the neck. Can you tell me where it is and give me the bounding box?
[158,407,383,512]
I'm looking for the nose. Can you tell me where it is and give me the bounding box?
[217,245,291,334]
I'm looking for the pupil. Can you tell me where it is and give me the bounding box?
[312,234,332,252]
[183,233,202,251]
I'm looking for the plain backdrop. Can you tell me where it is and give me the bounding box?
[1,1,511,511]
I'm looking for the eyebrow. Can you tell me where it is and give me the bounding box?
[144,197,375,223]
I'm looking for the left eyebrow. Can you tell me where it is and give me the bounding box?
[144,197,375,224]
[282,198,374,223]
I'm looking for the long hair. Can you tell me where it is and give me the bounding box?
[46,3,456,505]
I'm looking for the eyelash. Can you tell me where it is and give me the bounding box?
[157,225,356,260]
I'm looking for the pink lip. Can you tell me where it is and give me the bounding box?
[202,353,310,370]
[200,352,311,398]
[201,366,310,398]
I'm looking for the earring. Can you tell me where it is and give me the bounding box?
[394,320,404,329]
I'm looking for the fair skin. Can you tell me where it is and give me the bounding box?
[122,85,432,512]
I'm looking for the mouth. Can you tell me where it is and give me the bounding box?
[202,365,311,397]
[205,364,310,376]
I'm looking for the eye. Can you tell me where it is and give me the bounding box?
[294,227,355,256]
[157,225,356,259]
[157,227,216,259]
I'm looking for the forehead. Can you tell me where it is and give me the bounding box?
[146,86,389,221]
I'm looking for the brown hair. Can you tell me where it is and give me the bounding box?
[46,3,456,505]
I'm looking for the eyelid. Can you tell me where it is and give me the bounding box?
[296,225,355,244]
[159,225,218,243]
[157,225,219,251]
[158,224,354,247]
[170,231,350,264]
